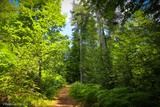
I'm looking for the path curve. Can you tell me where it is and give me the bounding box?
[54,85,79,107]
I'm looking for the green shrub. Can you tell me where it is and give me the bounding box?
[98,89,153,107]
[70,82,101,106]
[69,82,87,102]
[126,91,152,107]
[83,84,100,106]
[41,71,66,99]
[0,72,43,106]
[70,82,154,107]
[97,87,130,107]
[0,44,16,73]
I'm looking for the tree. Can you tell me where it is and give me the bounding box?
[111,11,160,91]
[0,0,68,104]
[67,2,111,85]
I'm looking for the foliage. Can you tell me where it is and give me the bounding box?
[0,0,68,106]
[81,0,160,24]
[41,71,66,99]
[66,2,107,84]
[110,11,160,90]
[68,0,160,106]
[70,82,156,107]
[70,82,101,106]
[68,1,160,106]
[0,42,15,72]
[0,0,160,106]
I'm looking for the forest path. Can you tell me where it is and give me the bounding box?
[54,85,79,107]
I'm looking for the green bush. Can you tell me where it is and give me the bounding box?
[0,43,15,73]
[97,87,130,107]
[126,91,152,107]
[41,71,66,99]
[0,72,43,106]
[70,82,154,107]
[69,82,86,101]
[84,84,100,106]
[70,82,101,106]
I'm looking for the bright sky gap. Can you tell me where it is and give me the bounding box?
[61,0,74,38]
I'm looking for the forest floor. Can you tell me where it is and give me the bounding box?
[53,85,79,107]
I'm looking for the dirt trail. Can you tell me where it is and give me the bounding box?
[54,86,79,107]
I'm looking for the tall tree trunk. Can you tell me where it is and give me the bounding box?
[38,57,42,79]
[79,28,83,83]
[79,14,88,83]
[96,11,107,66]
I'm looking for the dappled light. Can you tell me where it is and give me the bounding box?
[0,0,160,107]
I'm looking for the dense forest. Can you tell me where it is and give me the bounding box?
[0,0,160,107]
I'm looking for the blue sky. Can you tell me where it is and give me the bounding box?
[61,0,73,38]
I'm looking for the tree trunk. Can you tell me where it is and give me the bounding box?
[79,28,83,83]
[96,11,107,66]
[38,52,42,85]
